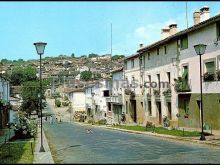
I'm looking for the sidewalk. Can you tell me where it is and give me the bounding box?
[74,122,220,148]
[33,126,54,164]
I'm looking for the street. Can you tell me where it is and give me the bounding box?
[43,103,220,163]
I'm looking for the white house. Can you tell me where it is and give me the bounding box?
[0,75,10,128]
[106,67,124,124]
[136,6,220,129]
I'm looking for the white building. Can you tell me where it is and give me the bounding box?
[136,6,220,129]
[106,68,124,124]
[85,80,112,122]
[68,88,86,113]
[0,75,10,128]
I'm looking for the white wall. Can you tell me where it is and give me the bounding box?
[70,92,86,112]
[179,23,220,93]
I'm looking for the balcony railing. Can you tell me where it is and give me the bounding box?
[174,77,191,92]
[106,95,123,104]
[203,72,215,82]
[124,88,135,97]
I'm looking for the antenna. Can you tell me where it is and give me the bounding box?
[186,2,188,28]
[111,23,112,59]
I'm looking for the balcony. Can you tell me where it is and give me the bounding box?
[174,77,191,93]
[106,95,123,104]
[124,88,135,98]
[153,89,161,101]
[163,88,171,102]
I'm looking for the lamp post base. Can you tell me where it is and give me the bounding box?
[39,145,45,152]
[200,133,206,141]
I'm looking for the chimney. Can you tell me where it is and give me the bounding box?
[193,10,200,25]
[139,43,144,48]
[200,6,210,22]
[169,23,177,36]
[161,26,170,39]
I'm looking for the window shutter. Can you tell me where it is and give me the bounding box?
[206,62,215,73]
[182,68,188,79]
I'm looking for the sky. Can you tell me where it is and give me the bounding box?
[0,1,220,60]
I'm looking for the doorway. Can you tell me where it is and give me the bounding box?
[131,100,137,123]
[156,102,162,125]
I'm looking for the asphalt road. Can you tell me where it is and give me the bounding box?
[43,103,220,164]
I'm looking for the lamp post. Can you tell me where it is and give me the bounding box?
[91,92,95,120]
[34,42,47,152]
[194,44,207,141]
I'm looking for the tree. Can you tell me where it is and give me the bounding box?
[10,66,37,86]
[80,71,92,81]
[71,53,75,58]
[88,53,99,58]
[94,73,102,80]
[21,80,48,115]
[80,55,87,58]
[112,55,125,60]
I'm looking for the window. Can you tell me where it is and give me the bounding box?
[124,62,127,70]
[216,21,220,40]
[103,90,109,97]
[157,48,160,55]
[126,101,128,114]
[131,59,134,68]
[148,101,152,116]
[205,61,215,73]
[157,74,160,88]
[141,102,143,108]
[182,65,188,80]
[148,75,151,94]
[164,46,167,54]
[180,35,188,50]
[139,56,142,66]
[148,52,150,60]
[167,72,171,84]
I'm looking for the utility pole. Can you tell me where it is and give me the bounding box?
[185,1,188,28]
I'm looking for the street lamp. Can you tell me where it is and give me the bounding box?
[91,92,95,120]
[34,42,47,152]
[194,44,207,141]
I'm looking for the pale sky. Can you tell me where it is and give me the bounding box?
[0,1,220,60]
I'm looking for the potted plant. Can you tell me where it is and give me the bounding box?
[217,70,220,81]
[203,72,215,81]
[163,88,171,96]
[153,89,160,96]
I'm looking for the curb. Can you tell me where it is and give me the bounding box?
[33,126,54,164]
[74,122,220,148]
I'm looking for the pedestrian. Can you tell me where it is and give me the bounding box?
[50,115,53,124]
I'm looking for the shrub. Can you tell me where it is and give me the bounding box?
[203,72,215,81]
[97,119,107,125]
[62,101,69,106]
[13,116,37,139]
[55,99,61,107]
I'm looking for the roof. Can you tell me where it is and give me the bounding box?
[124,53,139,62]
[65,88,85,94]
[137,13,220,53]
[111,67,123,73]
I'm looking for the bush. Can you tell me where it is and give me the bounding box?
[62,101,69,106]
[13,116,38,139]
[97,119,107,125]
[203,72,215,81]
[55,99,61,107]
